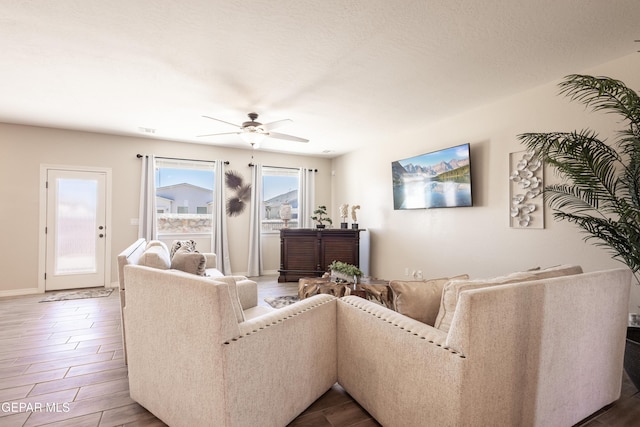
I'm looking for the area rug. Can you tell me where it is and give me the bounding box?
[40,288,114,302]
[264,295,300,309]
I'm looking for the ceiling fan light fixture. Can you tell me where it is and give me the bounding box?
[241,129,266,147]
[200,112,307,146]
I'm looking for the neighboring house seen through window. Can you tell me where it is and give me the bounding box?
[262,167,299,232]
[155,159,215,235]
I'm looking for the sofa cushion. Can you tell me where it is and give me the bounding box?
[206,268,224,278]
[389,274,469,326]
[145,240,169,253]
[434,271,537,333]
[528,264,583,279]
[171,248,206,276]
[138,245,171,270]
[433,265,583,333]
[212,276,246,323]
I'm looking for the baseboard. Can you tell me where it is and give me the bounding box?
[0,287,42,298]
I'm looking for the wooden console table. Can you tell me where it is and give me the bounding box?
[278,228,360,282]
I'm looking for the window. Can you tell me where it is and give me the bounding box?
[155,159,215,235]
[262,167,299,232]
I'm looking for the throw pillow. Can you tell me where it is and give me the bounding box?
[434,271,537,333]
[389,274,469,326]
[138,245,171,270]
[213,276,246,323]
[171,248,206,276]
[169,239,197,259]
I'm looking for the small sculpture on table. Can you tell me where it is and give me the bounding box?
[339,204,349,229]
[351,205,360,229]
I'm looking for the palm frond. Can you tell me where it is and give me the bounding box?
[559,74,640,129]
[518,130,622,207]
[556,212,640,273]
[543,184,606,215]
[518,74,640,276]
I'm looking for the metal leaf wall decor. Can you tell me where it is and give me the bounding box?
[225,170,251,216]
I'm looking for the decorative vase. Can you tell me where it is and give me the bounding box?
[625,326,640,391]
[352,223,359,229]
[316,224,326,229]
[341,222,348,229]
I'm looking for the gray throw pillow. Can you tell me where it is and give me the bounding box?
[171,248,206,276]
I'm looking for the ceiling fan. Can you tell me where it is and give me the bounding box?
[198,112,309,147]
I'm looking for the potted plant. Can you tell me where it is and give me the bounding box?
[311,205,333,228]
[518,74,640,390]
[328,260,363,284]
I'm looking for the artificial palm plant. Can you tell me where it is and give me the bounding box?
[518,74,640,284]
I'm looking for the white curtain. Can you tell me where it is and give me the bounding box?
[138,154,157,240]
[298,168,316,228]
[247,163,263,276]
[214,160,232,274]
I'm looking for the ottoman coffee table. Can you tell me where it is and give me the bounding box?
[298,277,392,308]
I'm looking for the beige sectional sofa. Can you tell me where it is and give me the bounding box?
[120,245,632,426]
[117,238,264,363]
[124,265,336,427]
[338,267,631,426]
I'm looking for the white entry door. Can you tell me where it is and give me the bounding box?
[45,169,107,290]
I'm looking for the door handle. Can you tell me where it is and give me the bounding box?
[98,226,104,230]
[99,234,104,238]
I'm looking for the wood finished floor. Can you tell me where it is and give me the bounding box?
[0,276,637,427]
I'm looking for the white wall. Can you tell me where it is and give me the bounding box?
[0,125,331,295]
[331,53,640,311]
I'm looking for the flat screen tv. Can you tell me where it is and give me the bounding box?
[392,143,472,210]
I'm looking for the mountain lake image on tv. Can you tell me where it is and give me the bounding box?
[392,143,472,210]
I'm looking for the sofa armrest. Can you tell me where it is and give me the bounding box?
[202,252,217,269]
[226,294,338,426]
[337,296,464,426]
[227,276,258,309]
[337,295,449,347]
[238,294,335,336]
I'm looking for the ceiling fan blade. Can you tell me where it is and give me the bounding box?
[268,132,309,143]
[197,131,241,138]
[261,119,293,131]
[202,115,241,129]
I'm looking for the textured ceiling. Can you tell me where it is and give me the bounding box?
[1,0,639,156]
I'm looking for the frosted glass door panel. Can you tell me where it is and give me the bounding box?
[45,169,106,290]
[55,178,98,274]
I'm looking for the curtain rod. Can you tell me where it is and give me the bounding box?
[248,162,318,172]
[137,154,229,165]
